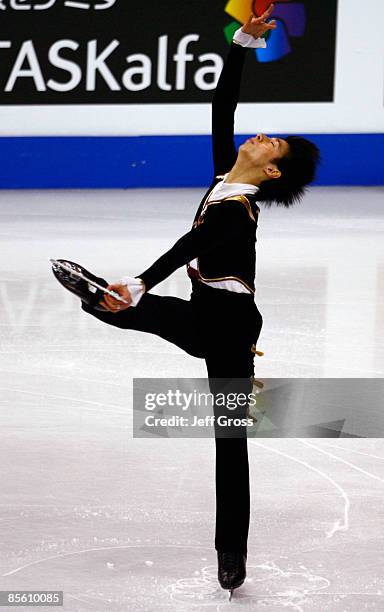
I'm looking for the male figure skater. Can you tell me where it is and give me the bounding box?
[52,4,320,598]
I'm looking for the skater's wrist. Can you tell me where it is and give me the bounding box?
[119,276,145,306]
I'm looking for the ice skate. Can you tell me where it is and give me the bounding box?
[217,551,247,600]
[50,259,129,311]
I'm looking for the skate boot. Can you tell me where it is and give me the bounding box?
[50,259,110,311]
[217,551,247,600]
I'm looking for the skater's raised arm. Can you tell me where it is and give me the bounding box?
[212,5,276,177]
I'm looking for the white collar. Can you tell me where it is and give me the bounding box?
[222,172,259,193]
[208,173,259,202]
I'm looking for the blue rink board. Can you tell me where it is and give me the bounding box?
[0,134,383,189]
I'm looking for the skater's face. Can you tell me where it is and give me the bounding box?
[238,133,290,181]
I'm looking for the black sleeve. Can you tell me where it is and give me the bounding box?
[136,202,249,292]
[212,42,248,177]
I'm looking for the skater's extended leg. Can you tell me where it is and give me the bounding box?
[200,293,263,554]
[206,347,253,554]
[82,292,205,359]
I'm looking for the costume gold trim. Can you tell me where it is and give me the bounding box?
[251,345,264,356]
[196,261,254,294]
[197,191,259,225]
[197,275,254,294]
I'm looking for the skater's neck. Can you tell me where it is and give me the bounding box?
[224,166,263,187]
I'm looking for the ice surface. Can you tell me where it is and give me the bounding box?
[0,186,384,610]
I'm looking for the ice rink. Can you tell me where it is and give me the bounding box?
[1,186,384,611]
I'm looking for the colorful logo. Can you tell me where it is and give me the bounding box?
[224,0,306,62]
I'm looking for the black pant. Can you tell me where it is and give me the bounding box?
[82,279,263,553]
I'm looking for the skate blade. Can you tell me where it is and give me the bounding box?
[228,589,234,601]
[49,259,129,304]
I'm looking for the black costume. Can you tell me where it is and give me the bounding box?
[82,41,263,554]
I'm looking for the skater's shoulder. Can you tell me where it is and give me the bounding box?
[219,194,260,223]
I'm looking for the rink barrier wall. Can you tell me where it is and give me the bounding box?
[0,134,383,189]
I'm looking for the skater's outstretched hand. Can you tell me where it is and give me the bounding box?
[100,283,132,312]
[241,3,276,38]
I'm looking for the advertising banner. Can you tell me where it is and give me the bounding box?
[0,0,338,105]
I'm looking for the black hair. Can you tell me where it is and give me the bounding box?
[257,136,321,207]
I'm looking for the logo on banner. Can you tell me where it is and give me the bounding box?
[224,0,306,62]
